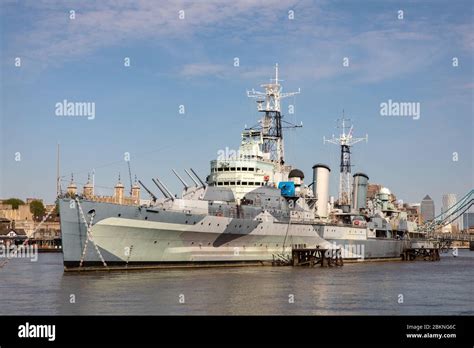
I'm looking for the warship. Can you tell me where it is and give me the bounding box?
[59,65,426,270]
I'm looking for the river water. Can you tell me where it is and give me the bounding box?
[0,250,472,315]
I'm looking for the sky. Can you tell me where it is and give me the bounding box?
[0,0,473,212]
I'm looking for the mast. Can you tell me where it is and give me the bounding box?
[56,143,60,198]
[246,64,301,166]
[324,111,368,206]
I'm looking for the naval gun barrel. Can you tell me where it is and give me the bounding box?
[138,180,157,202]
[155,178,175,200]
[152,178,171,199]
[172,169,189,189]
[189,168,206,188]
[184,169,200,187]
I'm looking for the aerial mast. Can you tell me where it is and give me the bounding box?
[246,64,301,166]
[324,111,368,206]
[56,143,61,198]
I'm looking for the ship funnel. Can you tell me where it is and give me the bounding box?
[312,164,331,218]
[352,173,369,211]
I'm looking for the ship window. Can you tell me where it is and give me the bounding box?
[145,216,148,220]
[185,221,188,224]
[154,241,157,244]
[224,182,229,185]
[218,168,223,172]
[224,168,230,172]
[236,167,241,171]
[242,182,247,185]
[230,167,236,171]
[242,167,248,171]
[249,168,255,171]
[118,213,121,217]
[230,182,236,185]
[248,182,254,185]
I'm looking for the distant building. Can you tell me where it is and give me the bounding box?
[402,203,421,224]
[67,173,141,206]
[367,184,382,201]
[462,212,474,231]
[420,195,435,223]
[0,228,27,246]
[442,193,459,232]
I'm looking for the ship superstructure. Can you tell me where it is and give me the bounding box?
[208,64,302,201]
[58,65,427,270]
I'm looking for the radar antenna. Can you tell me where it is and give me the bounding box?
[324,111,368,206]
[246,64,301,165]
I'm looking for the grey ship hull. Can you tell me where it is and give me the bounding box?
[59,199,406,269]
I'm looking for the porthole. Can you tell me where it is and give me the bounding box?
[154,241,157,244]
[118,213,121,217]
[145,216,148,220]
